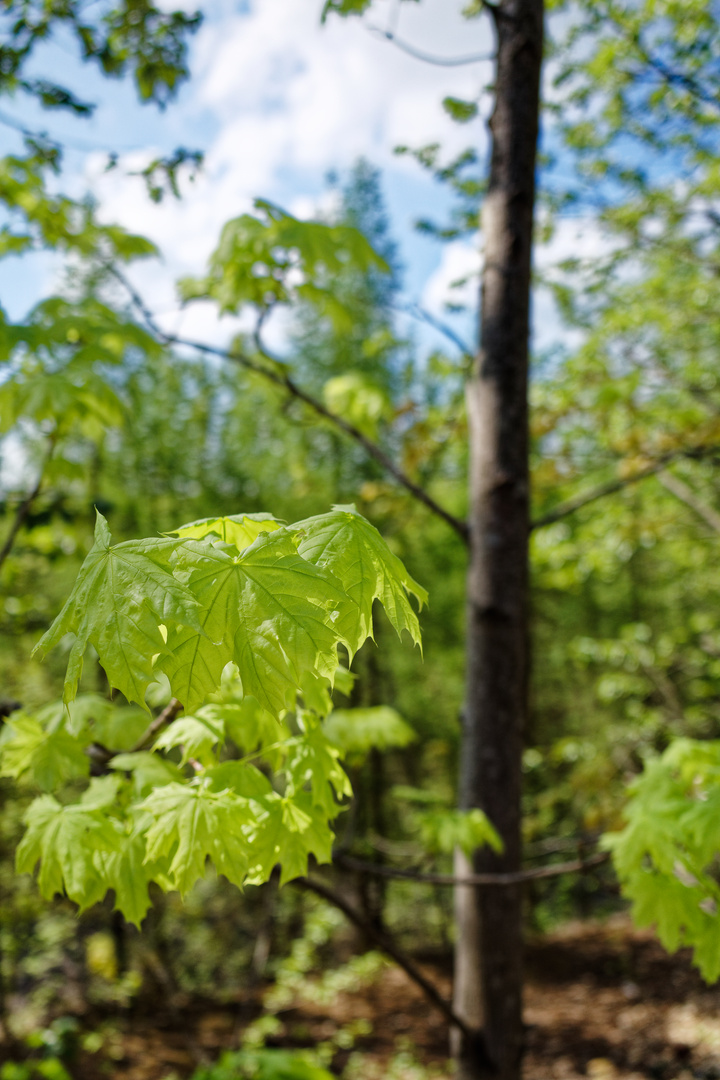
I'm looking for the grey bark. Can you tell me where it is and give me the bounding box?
[453,2,544,1078]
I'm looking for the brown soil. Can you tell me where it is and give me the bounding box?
[12,915,720,1079]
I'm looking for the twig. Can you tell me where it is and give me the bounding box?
[130,697,183,752]
[108,265,470,545]
[367,26,493,67]
[400,301,475,359]
[0,441,54,572]
[657,470,720,534]
[335,850,609,886]
[531,451,706,531]
[295,875,488,1054]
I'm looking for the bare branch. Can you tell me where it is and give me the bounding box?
[531,451,697,531]
[335,850,608,886]
[294,874,488,1052]
[0,440,54,572]
[367,26,493,67]
[657,470,720,534]
[399,301,475,359]
[108,265,470,544]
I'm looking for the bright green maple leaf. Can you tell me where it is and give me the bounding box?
[202,696,286,756]
[142,782,255,894]
[160,529,347,713]
[96,828,155,928]
[171,512,282,552]
[34,512,203,708]
[293,505,427,657]
[17,795,121,909]
[245,791,334,887]
[95,811,170,928]
[285,727,352,818]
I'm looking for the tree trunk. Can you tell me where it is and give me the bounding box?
[453,3,544,1079]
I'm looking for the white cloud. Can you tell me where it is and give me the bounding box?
[80,0,492,336]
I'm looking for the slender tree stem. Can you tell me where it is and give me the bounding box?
[459,1,544,1076]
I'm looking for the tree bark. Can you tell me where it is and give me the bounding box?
[453,3,544,1079]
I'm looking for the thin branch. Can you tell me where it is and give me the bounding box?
[0,441,54,572]
[108,266,470,545]
[531,452,690,531]
[335,851,609,886]
[367,26,493,67]
[295,875,488,1054]
[86,697,184,774]
[657,470,720,534]
[400,301,475,359]
[130,697,183,753]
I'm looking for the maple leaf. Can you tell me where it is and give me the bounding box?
[160,529,347,713]
[17,794,121,908]
[171,512,282,551]
[142,782,255,893]
[202,697,286,755]
[293,505,427,657]
[285,727,352,818]
[34,512,202,708]
[245,791,334,887]
[0,714,90,790]
[109,752,183,796]
[152,711,225,765]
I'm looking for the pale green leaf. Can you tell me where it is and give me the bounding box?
[171,512,282,552]
[142,782,255,894]
[201,697,287,755]
[92,705,152,752]
[285,727,352,818]
[245,792,334,887]
[206,760,275,800]
[152,711,225,765]
[323,706,416,755]
[109,752,183,797]
[17,795,121,908]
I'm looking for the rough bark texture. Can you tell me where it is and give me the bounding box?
[453,2,544,1079]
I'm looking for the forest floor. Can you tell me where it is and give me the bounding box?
[13,914,720,1080]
